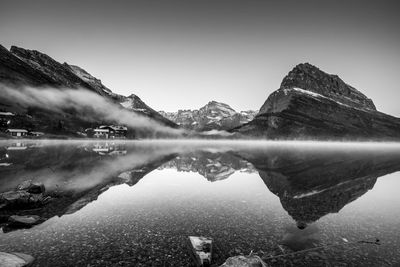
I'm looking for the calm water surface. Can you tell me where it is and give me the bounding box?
[0,140,400,266]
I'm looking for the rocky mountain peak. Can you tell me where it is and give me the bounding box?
[127,94,140,100]
[120,94,155,113]
[200,101,236,116]
[207,100,221,105]
[65,63,113,94]
[10,46,66,74]
[11,46,49,60]
[160,101,257,131]
[0,44,9,53]
[280,62,376,111]
[9,45,91,89]
[125,94,150,109]
[235,63,400,140]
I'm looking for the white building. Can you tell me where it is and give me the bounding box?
[93,125,128,139]
[93,128,110,138]
[6,129,28,137]
[29,131,45,137]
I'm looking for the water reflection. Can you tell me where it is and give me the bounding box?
[281,223,321,251]
[159,151,255,181]
[1,141,400,231]
[1,140,400,266]
[240,148,400,228]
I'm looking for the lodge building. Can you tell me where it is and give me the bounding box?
[93,125,128,139]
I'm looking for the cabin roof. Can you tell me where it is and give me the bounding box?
[6,129,28,133]
[97,125,127,131]
[94,128,109,132]
[109,125,128,131]
[0,112,15,116]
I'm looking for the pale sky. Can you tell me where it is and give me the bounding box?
[1,0,400,115]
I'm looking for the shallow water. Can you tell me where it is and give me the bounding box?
[0,140,400,266]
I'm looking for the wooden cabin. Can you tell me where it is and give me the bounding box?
[6,129,28,137]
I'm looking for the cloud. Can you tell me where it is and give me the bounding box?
[0,85,185,135]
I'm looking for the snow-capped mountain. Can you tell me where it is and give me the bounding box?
[159,101,258,131]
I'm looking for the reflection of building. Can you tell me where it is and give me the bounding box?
[93,128,110,138]
[91,143,127,156]
[6,142,28,150]
[93,125,127,139]
[5,129,28,137]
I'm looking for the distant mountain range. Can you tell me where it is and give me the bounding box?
[159,101,257,131]
[2,44,400,139]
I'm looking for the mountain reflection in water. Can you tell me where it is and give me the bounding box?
[1,140,400,266]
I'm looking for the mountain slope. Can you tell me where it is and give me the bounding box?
[234,63,400,140]
[0,45,177,135]
[0,45,55,86]
[66,64,176,128]
[160,101,257,131]
[10,46,106,95]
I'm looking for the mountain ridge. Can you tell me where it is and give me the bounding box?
[233,62,400,140]
[159,101,258,131]
[2,44,400,139]
[0,45,178,135]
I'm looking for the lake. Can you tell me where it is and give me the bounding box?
[1,140,400,266]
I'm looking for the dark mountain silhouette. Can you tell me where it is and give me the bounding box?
[233,63,400,140]
[0,45,177,136]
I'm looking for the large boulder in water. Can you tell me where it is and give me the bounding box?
[0,252,34,267]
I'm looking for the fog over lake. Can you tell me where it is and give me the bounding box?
[1,140,400,266]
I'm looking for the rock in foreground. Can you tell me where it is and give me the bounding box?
[220,255,268,267]
[0,180,48,209]
[8,215,41,228]
[0,252,34,267]
[16,180,45,194]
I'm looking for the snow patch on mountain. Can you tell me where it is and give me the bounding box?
[159,101,258,131]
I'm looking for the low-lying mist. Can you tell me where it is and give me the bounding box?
[1,85,186,135]
[2,139,400,196]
